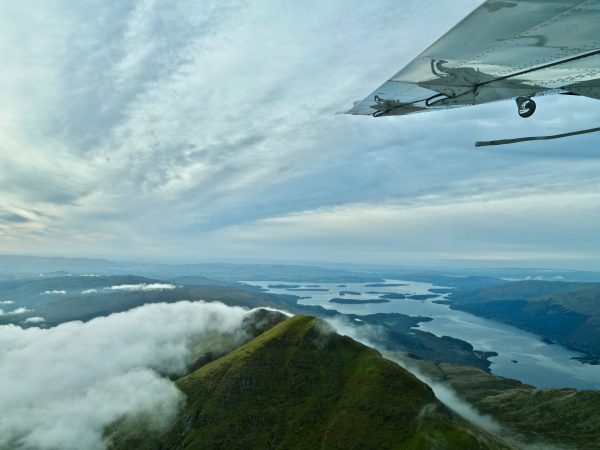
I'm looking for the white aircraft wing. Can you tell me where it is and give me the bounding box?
[346,0,600,118]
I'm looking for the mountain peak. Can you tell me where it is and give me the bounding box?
[109,315,509,450]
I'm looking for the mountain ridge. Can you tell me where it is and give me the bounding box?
[108,315,510,450]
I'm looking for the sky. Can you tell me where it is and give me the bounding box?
[1,0,600,269]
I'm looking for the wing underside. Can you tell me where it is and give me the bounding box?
[347,0,600,117]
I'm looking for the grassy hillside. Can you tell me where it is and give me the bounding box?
[450,280,600,359]
[108,316,510,450]
[410,359,600,450]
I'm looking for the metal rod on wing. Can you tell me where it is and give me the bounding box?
[475,127,600,147]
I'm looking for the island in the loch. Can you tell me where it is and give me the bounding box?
[329,298,390,305]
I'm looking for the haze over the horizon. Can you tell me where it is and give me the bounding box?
[1,0,600,269]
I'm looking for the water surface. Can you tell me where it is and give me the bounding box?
[244,279,600,390]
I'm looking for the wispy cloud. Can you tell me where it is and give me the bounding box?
[201,189,600,268]
[1,0,599,267]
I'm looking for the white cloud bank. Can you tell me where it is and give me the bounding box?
[81,285,178,294]
[0,300,14,305]
[0,301,249,450]
[41,290,66,295]
[106,283,177,291]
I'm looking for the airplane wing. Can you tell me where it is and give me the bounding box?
[346,0,600,118]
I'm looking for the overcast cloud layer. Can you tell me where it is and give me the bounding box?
[1,0,599,268]
[0,301,249,450]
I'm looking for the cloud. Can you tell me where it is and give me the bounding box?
[23,317,45,324]
[0,301,14,305]
[0,307,32,316]
[0,301,250,450]
[324,316,502,432]
[1,0,599,269]
[106,283,177,291]
[82,289,98,294]
[0,212,30,224]
[398,360,502,433]
[6,307,31,315]
[202,189,600,269]
[41,290,66,295]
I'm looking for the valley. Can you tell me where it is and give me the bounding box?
[248,279,600,390]
[2,257,600,449]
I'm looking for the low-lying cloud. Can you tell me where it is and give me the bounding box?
[325,316,502,433]
[0,301,250,450]
[0,300,14,305]
[106,283,177,292]
[81,284,178,294]
[23,317,45,324]
[41,290,66,295]
[0,307,32,316]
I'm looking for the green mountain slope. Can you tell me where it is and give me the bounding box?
[411,360,600,450]
[108,316,510,450]
[450,280,600,360]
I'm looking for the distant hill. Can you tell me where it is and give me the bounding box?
[451,280,600,303]
[166,275,229,287]
[0,275,158,307]
[108,316,509,450]
[388,268,600,284]
[0,275,308,327]
[392,273,507,291]
[449,280,600,360]
[0,254,381,283]
[0,255,123,277]
[159,263,382,283]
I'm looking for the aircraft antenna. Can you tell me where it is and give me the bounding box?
[475,126,600,147]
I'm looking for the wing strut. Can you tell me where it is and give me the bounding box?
[475,126,600,147]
